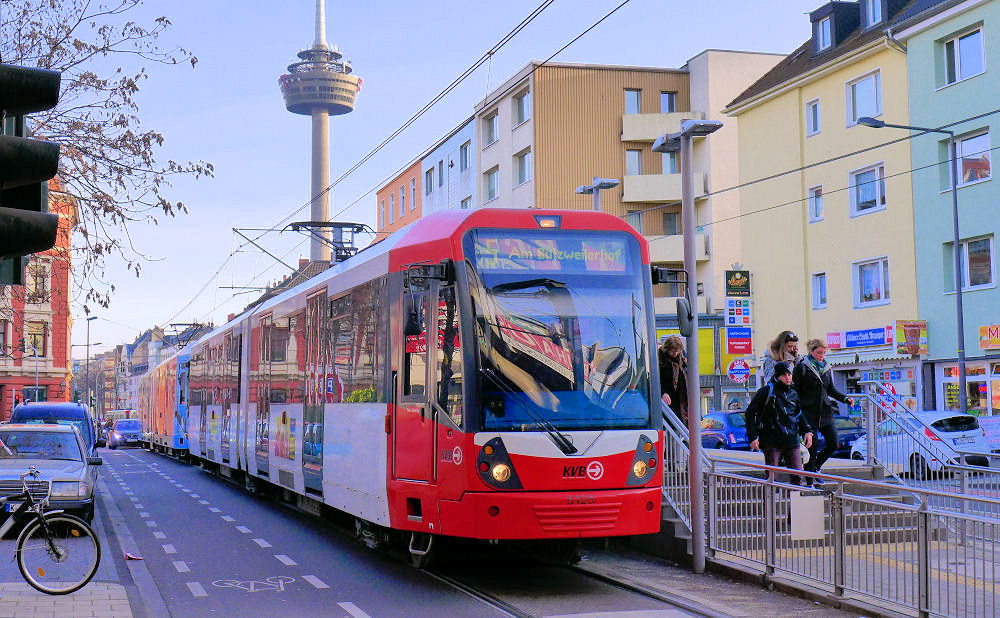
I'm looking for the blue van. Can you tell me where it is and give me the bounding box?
[11,402,97,456]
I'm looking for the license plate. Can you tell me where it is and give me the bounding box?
[954,436,975,445]
[5,502,21,513]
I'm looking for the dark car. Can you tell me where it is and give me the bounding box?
[108,419,143,449]
[700,412,749,450]
[11,402,97,457]
[817,415,866,458]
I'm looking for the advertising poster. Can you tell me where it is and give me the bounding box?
[724,270,751,297]
[895,320,928,356]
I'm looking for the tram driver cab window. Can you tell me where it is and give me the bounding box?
[436,285,463,425]
[403,283,429,397]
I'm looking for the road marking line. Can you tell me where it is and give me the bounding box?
[274,554,296,566]
[139,512,150,518]
[135,504,144,509]
[338,602,370,618]
[303,575,329,589]
[182,489,191,493]
[146,521,158,527]
[153,531,166,539]
[163,544,176,554]
[129,497,138,502]
[236,526,251,534]
[252,538,271,548]
[221,515,234,522]
[191,494,200,498]
[187,582,207,598]
[209,507,221,513]
[173,561,190,573]
[199,500,210,505]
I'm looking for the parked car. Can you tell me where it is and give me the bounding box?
[11,402,97,457]
[849,411,992,478]
[814,415,866,459]
[0,424,102,522]
[108,419,143,449]
[700,412,749,450]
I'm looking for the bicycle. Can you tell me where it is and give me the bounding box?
[0,466,100,594]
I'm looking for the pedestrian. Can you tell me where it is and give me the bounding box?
[746,361,814,486]
[760,330,800,384]
[658,335,688,428]
[793,338,855,477]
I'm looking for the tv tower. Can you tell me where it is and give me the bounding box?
[279,0,361,262]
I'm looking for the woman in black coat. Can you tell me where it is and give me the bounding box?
[792,338,855,474]
[659,335,688,426]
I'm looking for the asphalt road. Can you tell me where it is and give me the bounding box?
[99,448,695,617]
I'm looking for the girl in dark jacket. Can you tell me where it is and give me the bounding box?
[659,335,688,426]
[792,339,855,474]
[747,362,814,485]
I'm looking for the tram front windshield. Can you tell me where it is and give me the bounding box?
[464,229,652,431]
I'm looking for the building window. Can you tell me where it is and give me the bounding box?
[662,152,678,174]
[862,0,882,28]
[854,257,890,306]
[399,187,405,218]
[410,179,416,210]
[625,89,641,114]
[626,149,642,176]
[515,149,531,186]
[389,194,394,223]
[808,185,824,222]
[806,99,821,136]
[425,169,433,195]
[484,113,498,146]
[24,262,49,304]
[460,196,472,210]
[846,70,881,125]
[485,167,499,202]
[459,141,470,171]
[0,319,7,356]
[620,211,641,233]
[379,201,384,229]
[514,90,530,125]
[945,29,984,85]
[438,160,444,187]
[850,163,886,216]
[662,211,679,236]
[21,386,47,403]
[660,92,676,113]
[812,273,828,309]
[25,322,46,357]
[818,16,832,51]
[949,235,995,291]
[955,131,991,185]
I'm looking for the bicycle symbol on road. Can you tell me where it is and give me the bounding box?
[212,575,295,593]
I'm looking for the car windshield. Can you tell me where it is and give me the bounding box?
[19,419,88,441]
[835,417,862,431]
[116,420,141,431]
[932,415,979,433]
[465,229,652,431]
[0,431,81,461]
[727,413,746,427]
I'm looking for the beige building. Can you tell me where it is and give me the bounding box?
[471,53,783,314]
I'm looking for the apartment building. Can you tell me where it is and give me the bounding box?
[375,159,423,237]
[421,117,477,215]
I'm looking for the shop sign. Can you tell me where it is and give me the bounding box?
[827,332,843,349]
[725,270,751,297]
[829,326,895,350]
[726,327,752,354]
[979,324,1000,350]
[725,298,752,326]
[861,369,910,382]
[980,417,1000,449]
[727,359,751,384]
[895,320,928,356]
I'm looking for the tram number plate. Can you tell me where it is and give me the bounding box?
[567,495,595,505]
[5,502,20,513]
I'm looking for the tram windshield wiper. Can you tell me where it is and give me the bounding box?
[480,368,578,455]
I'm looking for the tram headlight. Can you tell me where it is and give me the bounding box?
[632,460,648,478]
[491,463,511,483]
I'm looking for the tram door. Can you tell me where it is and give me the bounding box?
[394,279,436,482]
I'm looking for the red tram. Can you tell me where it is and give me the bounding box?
[145,208,664,563]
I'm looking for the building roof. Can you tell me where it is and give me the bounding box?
[726,0,952,112]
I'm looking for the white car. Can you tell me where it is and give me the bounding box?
[849,411,992,479]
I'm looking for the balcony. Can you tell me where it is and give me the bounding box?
[622,172,706,203]
[646,233,709,264]
[621,111,705,142]
[653,295,708,316]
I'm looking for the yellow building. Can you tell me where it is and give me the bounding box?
[725,1,922,402]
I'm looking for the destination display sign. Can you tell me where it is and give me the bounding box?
[472,233,628,274]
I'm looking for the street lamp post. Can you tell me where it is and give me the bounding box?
[85,316,97,414]
[858,117,967,415]
[653,118,723,574]
[575,177,620,212]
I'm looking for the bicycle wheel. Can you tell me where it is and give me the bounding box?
[17,513,101,595]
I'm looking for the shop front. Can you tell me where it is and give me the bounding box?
[929,324,1000,416]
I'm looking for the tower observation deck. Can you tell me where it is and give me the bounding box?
[278,0,361,262]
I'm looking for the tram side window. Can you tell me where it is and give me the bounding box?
[437,285,463,425]
[403,286,429,397]
[289,313,306,404]
[329,294,353,403]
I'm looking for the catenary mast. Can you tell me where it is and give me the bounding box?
[279,0,361,262]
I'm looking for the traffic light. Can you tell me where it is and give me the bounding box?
[0,63,61,262]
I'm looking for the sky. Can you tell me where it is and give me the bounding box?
[71,0,822,355]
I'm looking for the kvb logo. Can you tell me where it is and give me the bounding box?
[562,461,606,480]
[586,461,604,480]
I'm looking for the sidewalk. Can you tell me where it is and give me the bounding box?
[0,581,132,617]
[577,548,862,617]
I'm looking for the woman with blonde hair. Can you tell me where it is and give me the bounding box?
[658,335,688,425]
[760,330,800,384]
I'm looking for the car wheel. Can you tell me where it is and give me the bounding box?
[910,454,929,480]
[851,452,864,461]
[715,442,726,450]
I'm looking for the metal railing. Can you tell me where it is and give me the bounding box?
[660,401,709,532]
[706,458,1000,617]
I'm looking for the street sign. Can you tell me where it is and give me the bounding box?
[726,326,752,354]
[727,359,751,384]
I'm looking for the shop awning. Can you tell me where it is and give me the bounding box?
[826,347,917,366]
